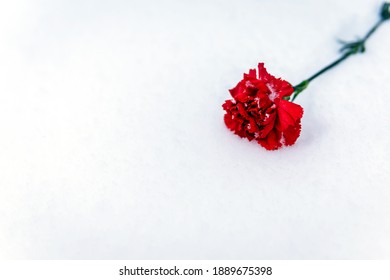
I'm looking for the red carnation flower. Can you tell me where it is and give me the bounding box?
[222,4,387,151]
[222,63,303,150]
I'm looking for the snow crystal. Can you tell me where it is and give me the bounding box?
[245,80,253,87]
[280,133,286,146]
[266,83,278,101]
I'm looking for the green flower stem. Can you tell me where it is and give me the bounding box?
[289,3,389,102]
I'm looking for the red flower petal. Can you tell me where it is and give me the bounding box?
[229,80,245,99]
[258,63,274,83]
[257,130,282,150]
[259,112,277,138]
[244,68,257,79]
[283,121,302,146]
[257,63,294,100]
[276,100,304,131]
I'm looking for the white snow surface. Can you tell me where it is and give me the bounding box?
[0,0,389,259]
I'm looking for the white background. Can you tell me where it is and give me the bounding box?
[0,0,389,259]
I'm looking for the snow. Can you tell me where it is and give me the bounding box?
[0,0,389,259]
[266,84,278,101]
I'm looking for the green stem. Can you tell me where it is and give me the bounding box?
[290,18,385,102]
[364,18,385,40]
[305,52,352,84]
